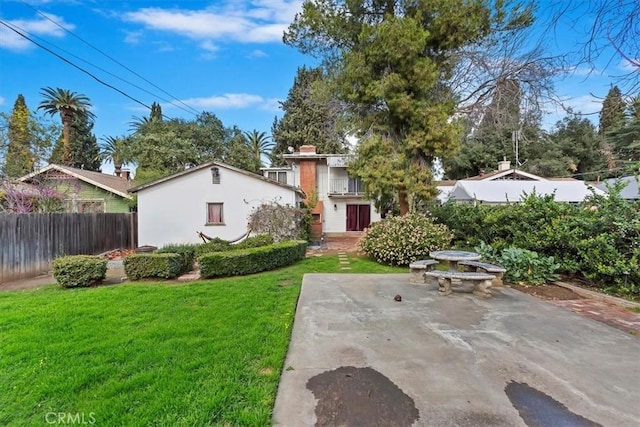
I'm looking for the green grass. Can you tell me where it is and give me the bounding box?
[0,255,405,426]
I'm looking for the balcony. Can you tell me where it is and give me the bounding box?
[329,178,365,196]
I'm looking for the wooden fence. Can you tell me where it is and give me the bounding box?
[0,213,137,284]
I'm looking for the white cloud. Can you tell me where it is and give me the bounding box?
[618,58,639,72]
[122,1,302,48]
[561,95,602,115]
[0,14,75,51]
[0,96,5,106]
[248,49,268,58]
[260,97,282,112]
[170,93,264,110]
[123,30,143,45]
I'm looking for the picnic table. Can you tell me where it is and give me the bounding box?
[426,250,495,298]
[429,250,482,271]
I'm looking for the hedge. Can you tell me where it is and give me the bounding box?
[199,240,307,279]
[52,255,107,288]
[124,253,183,280]
[156,244,197,273]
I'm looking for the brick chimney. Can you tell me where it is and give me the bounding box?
[297,145,323,239]
[299,145,316,155]
[121,170,131,180]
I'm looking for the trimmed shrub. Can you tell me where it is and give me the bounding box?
[199,240,307,279]
[156,243,197,273]
[233,234,274,250]
[124,253,182,280]
[53,255,107,288]
[195,238,232,257]
[358,213,452,266]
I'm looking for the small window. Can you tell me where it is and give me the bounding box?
[206,203,224,225]
[211,167,220,184]
[267,171,288,184]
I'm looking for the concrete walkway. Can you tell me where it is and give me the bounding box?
[273,274,640,426]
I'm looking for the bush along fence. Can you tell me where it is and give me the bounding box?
[52,255,107,288]
[0,213,137,284]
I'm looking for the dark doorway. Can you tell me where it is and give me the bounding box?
[346,204,371,231]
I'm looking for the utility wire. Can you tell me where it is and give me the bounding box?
[17,0,201,116]
[0,19,152,112]
[4,21,199,117]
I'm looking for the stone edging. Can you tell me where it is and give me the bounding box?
[553,281,640,310]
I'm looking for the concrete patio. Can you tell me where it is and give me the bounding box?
[273,274,640,426]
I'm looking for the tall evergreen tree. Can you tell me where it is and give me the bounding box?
[599,86,626,135]
[608,95,640,171]
[285,0,534,213]
[49,112,101,171]
[5,94,33,178]
[271,66,347,166]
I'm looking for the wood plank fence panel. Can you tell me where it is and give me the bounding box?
[0,213,137,284]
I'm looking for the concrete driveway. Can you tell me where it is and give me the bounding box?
[273,274,640,427]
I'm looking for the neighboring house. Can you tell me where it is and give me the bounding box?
[274,145,382,237]
[447,180,606,204]
[596,176,640,201]
[434,160,603,204]
[18,164,132,213]
[130,161,302,248]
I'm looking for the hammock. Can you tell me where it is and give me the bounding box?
[197,228,252,244]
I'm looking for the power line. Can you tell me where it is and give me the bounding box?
[17,0,201,116]
[3,21,200,117]
[0,19,153,112]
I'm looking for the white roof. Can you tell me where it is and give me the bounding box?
[436,185,455,203]
[596,176,640,200]
[448,180,606,203]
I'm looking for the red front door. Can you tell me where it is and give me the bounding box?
[346,204,371,231]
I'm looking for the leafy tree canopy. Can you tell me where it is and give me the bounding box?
[284,0,535,213]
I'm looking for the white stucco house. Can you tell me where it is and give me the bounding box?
[264,145,381,238]
[129,162,302,248]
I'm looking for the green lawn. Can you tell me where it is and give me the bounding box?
[0,254,405,426]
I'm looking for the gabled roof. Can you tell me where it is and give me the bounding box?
[597,176,640,200]
[466,169,549,181]
[18,164,132,199]
[129,161,304,195]
[448,180,606,203]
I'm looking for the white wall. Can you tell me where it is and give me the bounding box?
[137,166,298,247]
[323,198,382,233]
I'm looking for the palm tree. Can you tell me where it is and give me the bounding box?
[243,130,274,167]
[38,87,94,165]
[100,136,129,177]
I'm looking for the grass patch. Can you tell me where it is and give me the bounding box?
[0,255,404,426]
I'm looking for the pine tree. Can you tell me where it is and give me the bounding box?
[599,86,626,135]
[271,66,347,166]
[5,94,33,178]
[49,112,101,171]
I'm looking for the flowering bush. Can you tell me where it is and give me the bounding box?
[358,213,452,266]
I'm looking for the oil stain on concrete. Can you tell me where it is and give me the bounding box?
[306,366,420,426]
[505,381,603,427]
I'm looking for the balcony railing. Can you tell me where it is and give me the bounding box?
[329,178,365,195]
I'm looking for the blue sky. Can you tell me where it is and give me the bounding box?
[0,0,635,173]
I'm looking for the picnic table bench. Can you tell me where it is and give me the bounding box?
[409,259,439,284]
[458,260,506,287]
[424,270,495,298]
